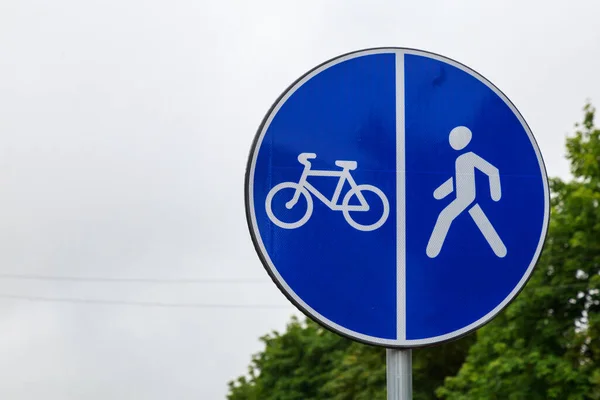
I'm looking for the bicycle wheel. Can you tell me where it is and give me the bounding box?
[342,184,389,231]
[265,182,313,229]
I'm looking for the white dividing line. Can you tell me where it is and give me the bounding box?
[395,50,406,341]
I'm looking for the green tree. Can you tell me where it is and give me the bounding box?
[438,103,600,400]
[227,316,351,400]
[227,315,473,399]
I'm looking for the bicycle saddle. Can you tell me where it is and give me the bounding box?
[335,160,357,170]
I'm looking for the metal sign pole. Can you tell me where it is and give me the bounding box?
[386,348,412,400]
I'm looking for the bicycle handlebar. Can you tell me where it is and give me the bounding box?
[298,153,317,164]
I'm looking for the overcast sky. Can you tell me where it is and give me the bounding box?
[0,0,599,399]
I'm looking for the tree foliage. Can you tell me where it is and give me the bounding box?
[227,316,473,399]
[227,317,351,400]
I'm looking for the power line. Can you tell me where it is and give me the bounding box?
[0,284,593,310]
[0,293,292,309]
[0,273,267,284]
[0,273,591,291]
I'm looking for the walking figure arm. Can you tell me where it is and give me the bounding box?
[433,178,453,200]
[473,155,501,201]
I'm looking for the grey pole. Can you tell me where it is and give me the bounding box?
[386,348,412,400]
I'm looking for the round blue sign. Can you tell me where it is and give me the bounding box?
[245,48,549,347]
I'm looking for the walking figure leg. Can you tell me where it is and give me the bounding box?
[426,201,468,258]
[468,204,507,257]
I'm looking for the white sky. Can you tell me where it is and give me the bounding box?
[0,0,599,398]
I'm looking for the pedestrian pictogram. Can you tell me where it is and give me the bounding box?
[426,126,507,258]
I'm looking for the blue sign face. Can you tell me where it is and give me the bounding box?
[245,48,549,347]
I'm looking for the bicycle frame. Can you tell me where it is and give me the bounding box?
[286,163,369,211]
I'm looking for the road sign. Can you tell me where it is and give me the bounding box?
[245,47,549,348]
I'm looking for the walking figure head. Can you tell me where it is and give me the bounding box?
[449,126,472,151]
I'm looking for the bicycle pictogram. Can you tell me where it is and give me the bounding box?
[265,153,389,231]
